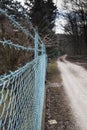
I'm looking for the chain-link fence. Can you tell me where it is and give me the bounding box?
[0,7,47,130]
[0,55,47,130]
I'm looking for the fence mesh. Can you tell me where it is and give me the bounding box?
[0,5,47,130]
[0,55,47,130]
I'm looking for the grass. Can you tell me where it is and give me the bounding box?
[46,59,61,83]
[42,59,62,129]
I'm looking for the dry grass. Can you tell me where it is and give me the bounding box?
[0,89,10,122]
[46,59,61,83]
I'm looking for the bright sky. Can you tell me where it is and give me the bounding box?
[53,0,63,10]
[53,0,66,34]
[16,0,65,34]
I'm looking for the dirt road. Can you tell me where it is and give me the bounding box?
[58,60,87,130]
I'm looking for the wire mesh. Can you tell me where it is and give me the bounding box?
[0,55,47,130]
[0,6,47,130]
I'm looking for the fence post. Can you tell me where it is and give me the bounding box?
[42,43,46,55]
[33,29,39,130]
[34,30,38,58]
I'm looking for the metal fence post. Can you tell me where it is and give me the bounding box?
[34,30,39,130]
[34,30,38,58]
[41,44,44,55]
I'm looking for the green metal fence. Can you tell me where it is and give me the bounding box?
[0,8,47,130]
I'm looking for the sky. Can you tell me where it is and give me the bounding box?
[53,0,63,10]
[53,0,66,34]
[16,0,65,34]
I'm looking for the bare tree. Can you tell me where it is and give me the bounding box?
[62,0,87,55]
